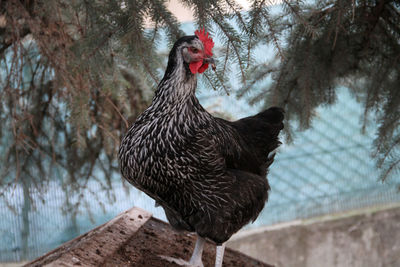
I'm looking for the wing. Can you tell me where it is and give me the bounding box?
[214,107,284,176]
[160,109,283,242]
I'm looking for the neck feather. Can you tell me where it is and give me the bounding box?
[153,50,197,105]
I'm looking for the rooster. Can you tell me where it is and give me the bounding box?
[119,29,284,267]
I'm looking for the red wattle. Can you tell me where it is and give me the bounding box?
[189,61,204,74]
[197,63,209,73]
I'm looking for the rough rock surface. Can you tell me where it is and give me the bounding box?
[25,207,273,267]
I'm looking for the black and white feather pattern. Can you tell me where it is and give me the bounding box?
[119,35,284,244]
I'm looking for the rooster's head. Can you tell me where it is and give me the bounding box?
[166,29,215,77]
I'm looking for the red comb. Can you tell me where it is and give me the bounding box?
[195,29,214,56]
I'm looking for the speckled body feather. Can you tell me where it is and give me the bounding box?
[119,35,284,244]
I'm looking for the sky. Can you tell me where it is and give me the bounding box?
[166,0,283,22]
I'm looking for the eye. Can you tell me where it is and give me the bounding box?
[190,47,199,53]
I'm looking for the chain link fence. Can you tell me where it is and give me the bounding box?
[1,87,399,262]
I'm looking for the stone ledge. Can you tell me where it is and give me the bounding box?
[228,206,400,267]
[25,207,273,267]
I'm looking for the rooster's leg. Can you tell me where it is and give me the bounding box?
[215,243,226,267]
[189,235,205,267]
[159,234,205,267]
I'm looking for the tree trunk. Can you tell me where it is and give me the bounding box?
[21,180,31,259]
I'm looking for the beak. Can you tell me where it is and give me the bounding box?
[203,57,216,71]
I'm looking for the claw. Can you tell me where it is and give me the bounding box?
[159,255,203,267]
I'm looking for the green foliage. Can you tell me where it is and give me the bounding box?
[272,0,399,183]
[0,0,399,216]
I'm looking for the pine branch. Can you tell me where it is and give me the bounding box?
[222,42,230,76]
[261,7,285,59]
[211,14,247,84]
[223,0,248,32]
[380,158,400,182]
[282,0,316,36]
[246,0,267,66]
